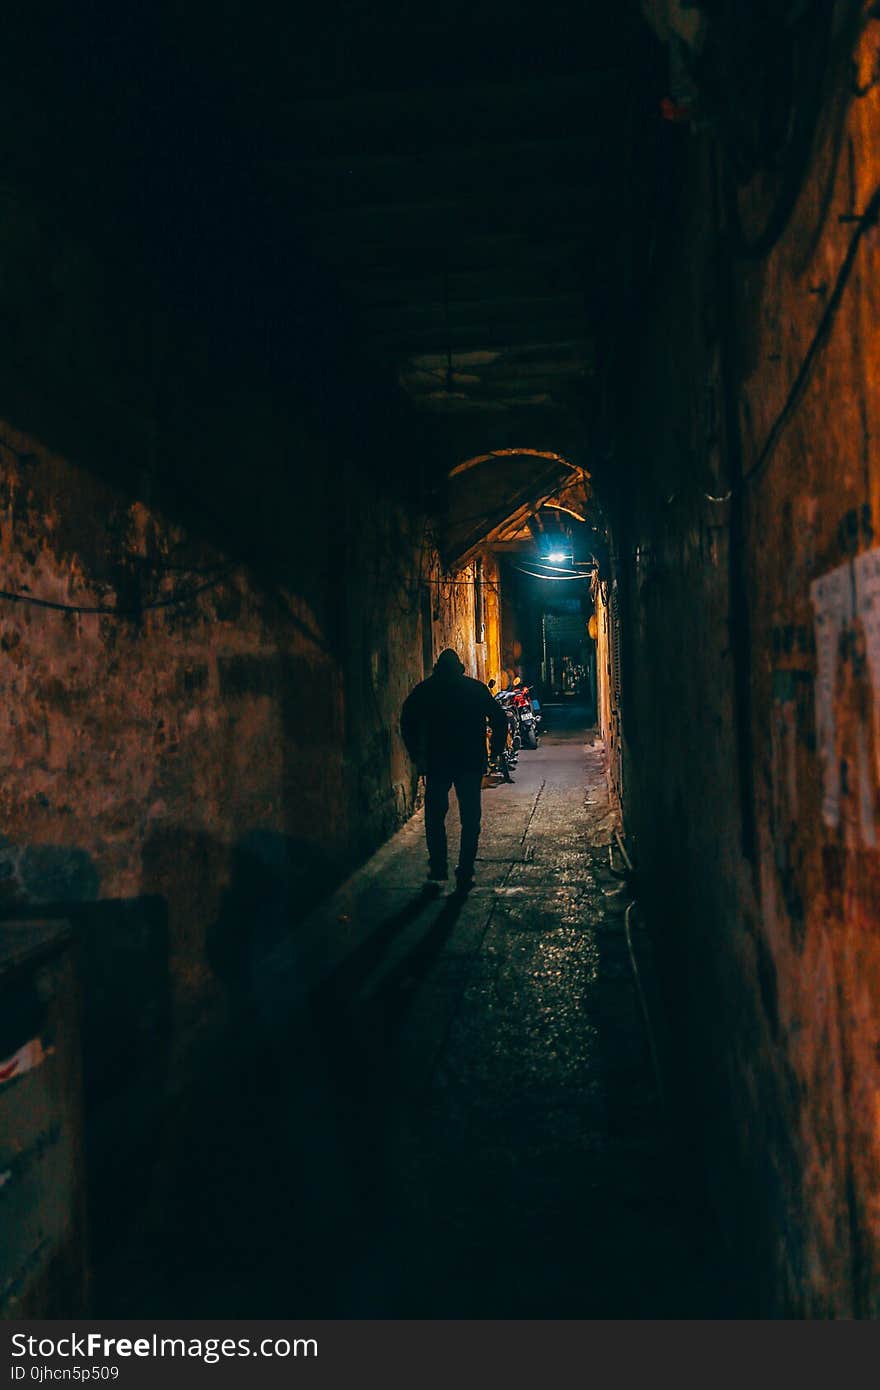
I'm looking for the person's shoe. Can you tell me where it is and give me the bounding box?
[425,865,447,895]
[454,869,475,896]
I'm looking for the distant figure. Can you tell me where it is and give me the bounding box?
[401,648,508,894]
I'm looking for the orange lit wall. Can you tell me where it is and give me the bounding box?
[614,16,880,1316]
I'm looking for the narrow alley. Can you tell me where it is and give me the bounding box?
[5,0,880,1329]
[94,705,729,1318]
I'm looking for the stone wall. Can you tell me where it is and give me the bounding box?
[0,418,418,1052]
[0,398,497,1269]
[610,18,880,1316]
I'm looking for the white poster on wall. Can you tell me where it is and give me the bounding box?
[810,560,853,831]
[855,547,880,793]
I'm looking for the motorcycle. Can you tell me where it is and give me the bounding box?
[530,691,543,735]
[511,685,540,749]
[488,690,520,781]
[495,689,522,750]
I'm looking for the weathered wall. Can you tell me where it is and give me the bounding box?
[0,300,458,1284]
[422,548,502,687]
[611,16,880,1316]
[593,576,623,806]
[0,397,499,1277]
[0,416,431,1063]
[0,175,499,1192]
[0,163,446,1062]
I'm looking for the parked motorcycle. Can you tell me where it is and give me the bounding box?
[488,690,520,781]
[495,689,522,750]
[488,735,516,783]
[511,685,540,749]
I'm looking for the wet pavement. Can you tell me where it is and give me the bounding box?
[98,704,735,1317]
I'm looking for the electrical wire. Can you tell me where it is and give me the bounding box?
[625,901,666,1109]
[607,831,666,1107]
[422,575,501,592]
[530,559,593,570]
[0,568,235,616]
[514,566,593,581]
[743,176,880,488]
[654,130,858,513]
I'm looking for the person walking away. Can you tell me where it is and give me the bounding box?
[401,649,508,894]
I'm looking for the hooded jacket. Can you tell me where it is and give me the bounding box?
[401,664,508,775]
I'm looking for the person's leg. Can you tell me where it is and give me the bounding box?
[424,772,452,878]
[453,773,483,887]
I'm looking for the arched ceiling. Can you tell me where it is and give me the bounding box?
[442,451,590,565]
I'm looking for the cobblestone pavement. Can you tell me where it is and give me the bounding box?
[100,705,736,1317]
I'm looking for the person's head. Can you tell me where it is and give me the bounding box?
[434,648,465,679]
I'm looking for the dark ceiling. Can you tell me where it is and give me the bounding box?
[254,1,659,470]
[4,2,663,483]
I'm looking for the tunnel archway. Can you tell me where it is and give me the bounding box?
[432,443,602,707]
[440,447,590,565]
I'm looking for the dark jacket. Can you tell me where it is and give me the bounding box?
[401,670,508,775]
